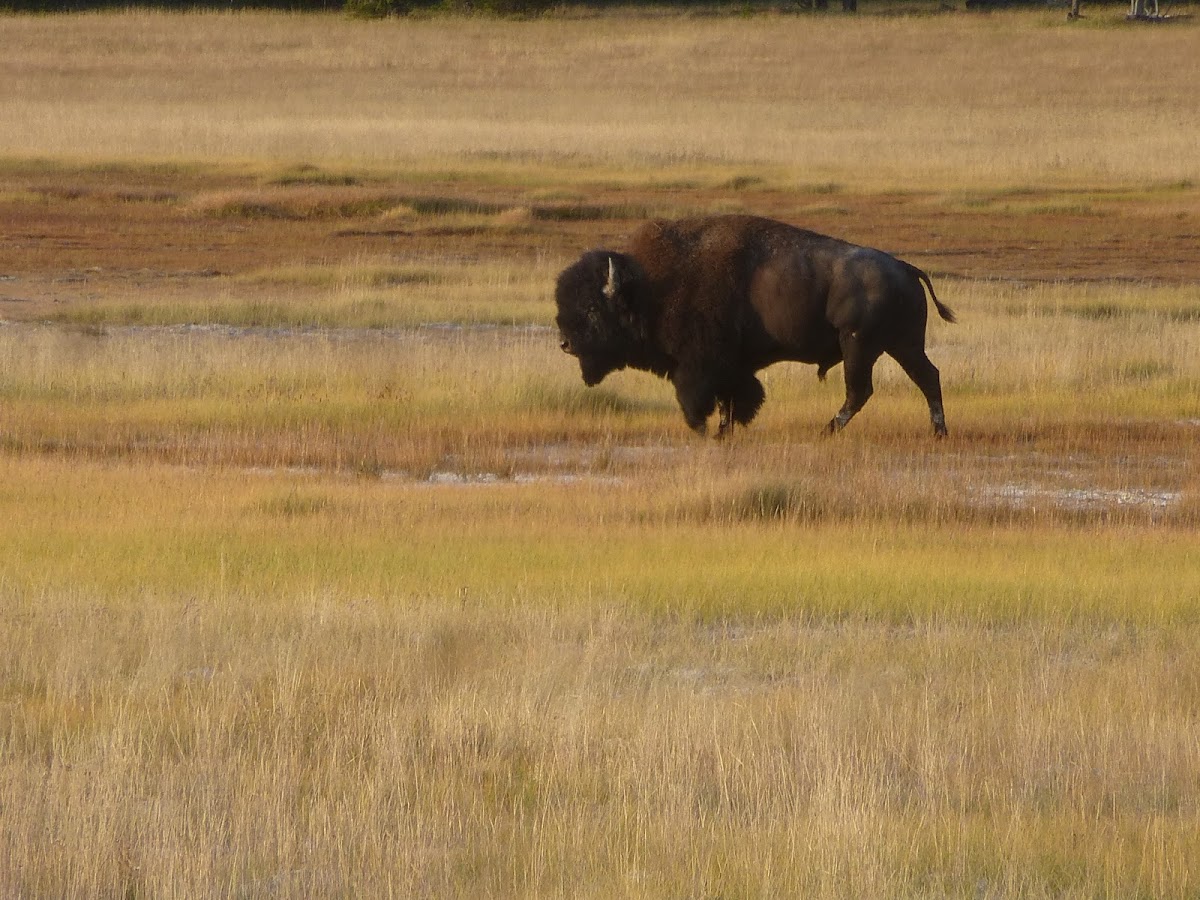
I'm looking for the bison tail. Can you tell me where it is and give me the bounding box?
[933,295,957,324]
[907,263,956,324]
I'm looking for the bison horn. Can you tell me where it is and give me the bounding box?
[602,257,618,299]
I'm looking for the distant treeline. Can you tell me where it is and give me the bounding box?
[0,0,1126,14]
[4,0,343,8]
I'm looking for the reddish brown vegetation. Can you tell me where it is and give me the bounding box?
[3,167,1197,321]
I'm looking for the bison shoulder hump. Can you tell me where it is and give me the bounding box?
[627,219,689,271]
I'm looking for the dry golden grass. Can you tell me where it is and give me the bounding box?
[2,8,1200,896]
[1,9,1198,187]
[2,274,1199,893]
[0,246,1196,893]
[6,605,1200,899]
[2,455,1200,896]
[2,275,1196,468]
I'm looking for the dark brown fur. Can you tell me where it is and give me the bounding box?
[555,215,954,437]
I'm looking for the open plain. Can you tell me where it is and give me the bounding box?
[1,7,1199,897]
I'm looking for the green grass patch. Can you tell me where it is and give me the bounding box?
[0,455,1197,627]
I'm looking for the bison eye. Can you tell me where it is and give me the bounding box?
[560,338,574,355]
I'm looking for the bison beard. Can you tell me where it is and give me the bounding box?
[554,214,954,437]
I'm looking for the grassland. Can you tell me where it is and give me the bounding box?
[2,8,1200,187]
[2,7,1200,897]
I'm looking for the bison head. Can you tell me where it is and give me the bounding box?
[554,251,648,387]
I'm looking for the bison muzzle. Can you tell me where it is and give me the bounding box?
[554,214,955,437]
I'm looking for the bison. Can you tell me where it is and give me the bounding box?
[554,214,955,437]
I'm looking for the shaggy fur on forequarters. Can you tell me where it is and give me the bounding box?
[555,214,955,437]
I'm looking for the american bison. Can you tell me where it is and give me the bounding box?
[554,214,955,437]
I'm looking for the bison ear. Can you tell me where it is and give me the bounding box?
[602,256,618,300]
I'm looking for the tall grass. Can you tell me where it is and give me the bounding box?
[2,276,1196,468]
[3,512,1199,895]
[2,295,1199,892]
[1,452,1197,620]
[3,9,1200,894]
[1,11,1198,187]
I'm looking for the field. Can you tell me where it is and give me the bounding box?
[2,7,1199,897]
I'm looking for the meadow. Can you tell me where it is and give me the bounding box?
[1,7,1199,897]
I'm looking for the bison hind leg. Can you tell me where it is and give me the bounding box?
[888,345,948,437]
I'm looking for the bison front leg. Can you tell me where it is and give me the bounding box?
[716,375,766,438]
[717,399,734,439]
[673,370,718,436]
[827,334,881,434]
